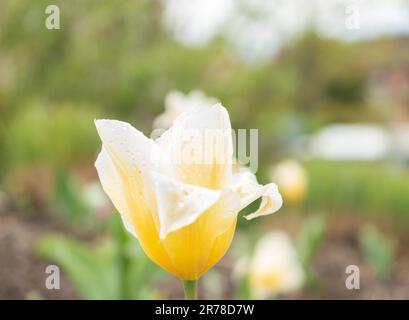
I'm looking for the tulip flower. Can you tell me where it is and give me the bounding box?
[94,103,282,299]
[270,160,308,204]
[248,231,304,298]
[153,90,218,129]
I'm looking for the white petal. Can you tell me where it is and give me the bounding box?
[95,119,175,214]
[244,183,282,220]
[149,171,222,239]
[95,119,173,178]
[156,103,233,189]
[121,214,138,238]
[95,147,137,238]
[231,169,283,220]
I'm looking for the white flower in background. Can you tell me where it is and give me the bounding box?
[249,231,304,298]
[270,159,308,204]
[153,90,219,129]
[82,182,112,219]
[83,182,107,209]
[94,103,282,280]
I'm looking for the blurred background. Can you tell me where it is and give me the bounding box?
[0,0,409,299]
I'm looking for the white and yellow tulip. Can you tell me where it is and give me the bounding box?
[94,103,282,287]
[270,159,308,204]
[249,231,304,298]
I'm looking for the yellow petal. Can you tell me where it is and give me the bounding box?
[148,171,222,239]
[159,189,240,279]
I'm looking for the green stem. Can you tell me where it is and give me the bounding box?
[183,280,198,300]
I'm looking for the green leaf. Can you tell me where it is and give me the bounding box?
[110,214,165,299]
[297,215,326,266]
[35,234,118,299]
[53,170,92,225]
[35,217,166,299]
[359,225,395,279]
[296,215,326,288]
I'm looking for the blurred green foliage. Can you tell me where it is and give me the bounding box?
[359,225,395,279]
[235,273,252,300]
[297,215,326,266]
[35,214,164,299]
[2,103,98,172]
[53,170,92,225]
[305,161,409,221]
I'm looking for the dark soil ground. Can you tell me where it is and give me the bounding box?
[1,201,408,300]
[0,208,79,299]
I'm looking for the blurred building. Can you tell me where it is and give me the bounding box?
[368,65,409,122]
[303,123,409,163]
[306,124,390,161]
